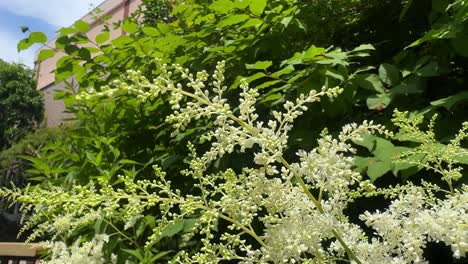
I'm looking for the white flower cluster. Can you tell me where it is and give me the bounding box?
[43,234,115,264]
[4,61,466,263]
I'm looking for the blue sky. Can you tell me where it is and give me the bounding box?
[0,0,103,68]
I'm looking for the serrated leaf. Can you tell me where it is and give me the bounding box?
[37,49,55,62]
[379,63,400,86]
[95,31,110,44]
[217,14,249,28]
[249,0,267,16]
[74,20,90,33]
[246,61,272,70]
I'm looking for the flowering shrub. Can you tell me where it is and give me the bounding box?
[1,61,467,263]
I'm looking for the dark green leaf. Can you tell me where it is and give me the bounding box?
[378,63,400,86]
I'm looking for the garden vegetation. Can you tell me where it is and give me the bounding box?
[1,0,467,263]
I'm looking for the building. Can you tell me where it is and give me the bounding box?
[35,0,142,127]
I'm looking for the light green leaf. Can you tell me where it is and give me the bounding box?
[37,49,55,62]
[209,0,235,13]
[122,20,138,34]
[217,14,250,28]
[95,31,110,44]
[17,38,32,52]
[367,160,392,181]
[249,0,267,16]
[281,16,293,28]
[351,44,375,52]
[245,61,272,70]
[29,32,47,44]
[142,26,160,37]
[304,45,325,60]
[270,65,294,78]
[74,20,90,33]
[240,18,263,29]
[255,80,282,89]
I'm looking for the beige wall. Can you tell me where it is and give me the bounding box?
[35,0,142,127]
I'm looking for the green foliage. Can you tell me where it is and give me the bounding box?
[0,59,43,150]
[7,0,468,262]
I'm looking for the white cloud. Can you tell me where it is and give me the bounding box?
[0,29,37,68]
[0,0,104,28]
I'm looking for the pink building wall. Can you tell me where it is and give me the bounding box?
[35,0,142,127]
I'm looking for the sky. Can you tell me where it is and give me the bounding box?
[0,0,104,68]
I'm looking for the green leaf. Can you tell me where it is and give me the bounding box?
[74,20,90,33]
[182,218,198,232]
[20,26,29,33]
[281,16,293,28]
[245,61,272,70]
[122,20,139,34]
[29,32,47,44]
[240,18,263,29]
[270,65,294,78]
[391,76,424,95]
[37,49,55,62]
[121,249,144,261]
[255,80,282,89]
[415,61,440,77]
[160,219,185,238]
[378,63,400,86]
[57,27,77,36]
[157,23,170,34]
[95,31,110,44]
[217,14,249,28]
[303,45,325,60]
[142,26,160,37]
[430,91,468,110]
[366,94,391,110]
[367,160,392,181]
[112,35,134,48]
[351,44,375,52]
[17,38,32,52]
[249,0,267,16]
[358,74,385,93]
[209,0,235,13]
